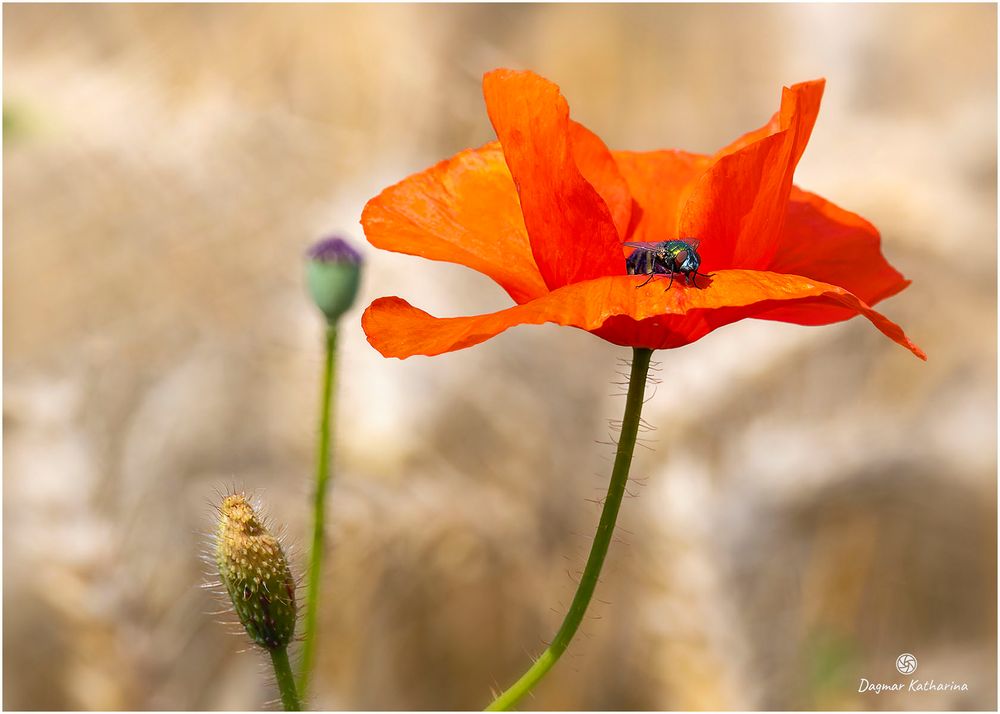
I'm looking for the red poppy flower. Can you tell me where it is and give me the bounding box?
[361,69,925,361]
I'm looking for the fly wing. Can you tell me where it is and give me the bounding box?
[622,241,667,250]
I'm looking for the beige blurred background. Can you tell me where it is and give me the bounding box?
[3,3,996,710]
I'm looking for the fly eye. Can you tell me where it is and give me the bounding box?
[674,249,689,263]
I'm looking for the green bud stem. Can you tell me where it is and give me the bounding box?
[270,646,302,711]
[485,347,653,710]
[298,323,338,698]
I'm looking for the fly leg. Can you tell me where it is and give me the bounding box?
[637,271,656,288]
[690,270,713,288]
[663,269,675,291]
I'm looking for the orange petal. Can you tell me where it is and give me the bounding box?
[714,111,781,161]
[770,187,910,306]
[484,69,625,289]
[361,142,547,304]
[680,80,826,271]
[715,80,825,167]
[569,120,633,240]
[362,270,925,360]
[612,149,712,243]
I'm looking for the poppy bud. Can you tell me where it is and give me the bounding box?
[305,235,363,324]
[215,493,297,651]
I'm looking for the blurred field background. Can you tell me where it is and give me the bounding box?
[3,3,996,710]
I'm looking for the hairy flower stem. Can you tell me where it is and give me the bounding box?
[485,347,654,711]
[271,646,302,711]
[298,324,337,697]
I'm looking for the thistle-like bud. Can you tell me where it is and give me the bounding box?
[215,494,297,650]
[305,235,363,324]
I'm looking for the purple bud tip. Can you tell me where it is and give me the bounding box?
[307,235,363,264]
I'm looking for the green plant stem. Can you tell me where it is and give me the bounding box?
[298,323,337,698]
[485,347,654,711]
[270,646,302,711]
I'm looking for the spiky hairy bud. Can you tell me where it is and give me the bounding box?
[216,494,297,650]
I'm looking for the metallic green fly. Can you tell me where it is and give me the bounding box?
[624,239,711,290]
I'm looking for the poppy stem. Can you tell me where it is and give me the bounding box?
[298,323,338,699]
[270,646,302,711]
[485,347,654,711]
